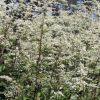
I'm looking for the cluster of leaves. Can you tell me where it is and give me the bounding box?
[0,0,100,100]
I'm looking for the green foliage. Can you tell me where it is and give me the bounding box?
[0,0,100,100]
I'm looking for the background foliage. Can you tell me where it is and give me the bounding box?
[0,0,100,100]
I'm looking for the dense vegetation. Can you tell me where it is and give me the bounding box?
[0,0,100,100]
